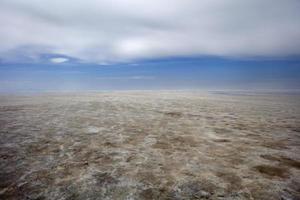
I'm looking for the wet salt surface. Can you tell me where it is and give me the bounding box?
[0,91,300,199]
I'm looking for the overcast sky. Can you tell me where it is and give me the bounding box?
[1,0,300,64]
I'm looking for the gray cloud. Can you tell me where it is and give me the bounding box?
[0,0,300,63]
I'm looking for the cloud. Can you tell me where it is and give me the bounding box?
[96,76,155,80]
[0,0,300,63]
[50,57,69,63]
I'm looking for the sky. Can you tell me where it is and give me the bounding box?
[0,0,300,92]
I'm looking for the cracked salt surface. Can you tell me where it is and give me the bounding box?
[0,91,300,199]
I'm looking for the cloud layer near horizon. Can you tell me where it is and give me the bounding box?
[1,0,300,63]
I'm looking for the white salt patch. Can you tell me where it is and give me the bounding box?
[86,126,101,134]
[144,136,157,146]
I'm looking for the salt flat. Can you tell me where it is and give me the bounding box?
[0,91,299,200]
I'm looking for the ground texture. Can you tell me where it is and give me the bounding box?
[0,91,300,200]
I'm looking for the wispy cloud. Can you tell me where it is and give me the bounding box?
[50,58,69,63]
[96,76,156,80]
[50,57,69,63]
[0,0,300,63]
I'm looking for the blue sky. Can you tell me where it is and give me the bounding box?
[0,0,300,92]
[1,56,299,92]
